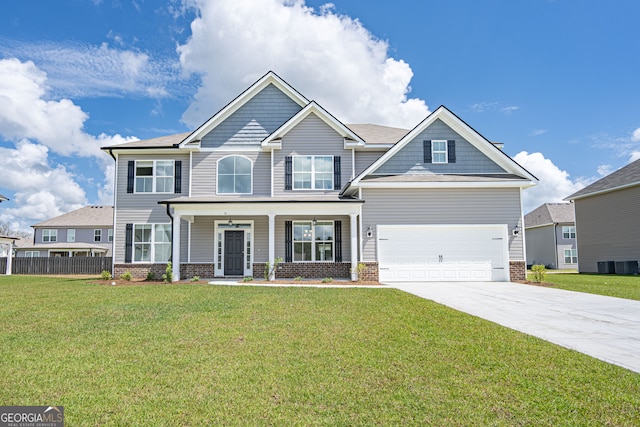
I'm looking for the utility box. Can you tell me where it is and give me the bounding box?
[597,261,615,274]
[614,261,638,275]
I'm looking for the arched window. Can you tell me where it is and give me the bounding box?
[217,156,252,194]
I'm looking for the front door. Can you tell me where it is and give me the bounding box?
[224,230,244,276]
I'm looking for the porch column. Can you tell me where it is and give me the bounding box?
[350,213,358,281]
[268,213,275,281]
[172,214,181,282]
[5,243,12,276]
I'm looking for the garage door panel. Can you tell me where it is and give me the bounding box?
[378,225,509,282]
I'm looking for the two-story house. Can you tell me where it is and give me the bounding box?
[524,202,577,269]
[102,72,537,282]
[16,206,113,257]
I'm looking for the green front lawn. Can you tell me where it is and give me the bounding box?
[1,276,638,426]
[531,272,640,301]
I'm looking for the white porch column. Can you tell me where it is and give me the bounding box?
[172,214,181,282]
[5,243,12,276]
[268,213,275,281]
[350,213,358,281]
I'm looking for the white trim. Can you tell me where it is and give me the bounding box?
[131,223,172,264]
[431,139,448,164]
[291,220,335,262]
[292,155,334,191]
[189,151,193,197]
[133,159,176,194]
[357,180,535,189]
[567,181,640,201]
[171,201,361,218]
[213,220,254,277]
[181,72,309,146]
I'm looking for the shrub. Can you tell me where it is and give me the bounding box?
[531,264,547,283]
[322,277,333,283]
[294,276,304,281]
[100,270,112,280]
[190,276,200,282]
[146,271,156,281]
[120,271,132,281]
[162,262,173,284]
[264,257,283,281]
[243,276,254,282]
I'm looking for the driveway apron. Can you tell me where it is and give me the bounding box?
[390,281,640,373]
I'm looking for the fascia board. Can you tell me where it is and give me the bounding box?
[102,147,193,156]
[357,180,536,189]
[565,181,640,201]
[180,72,309,147]
[167,201,363,217]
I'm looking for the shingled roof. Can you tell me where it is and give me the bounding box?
[566,158,640,200]
[33,206,113,228]
[524,203,575,228]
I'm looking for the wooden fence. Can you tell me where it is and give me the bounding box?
[0,257,112,275]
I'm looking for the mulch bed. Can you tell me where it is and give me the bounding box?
[94,278,383,286]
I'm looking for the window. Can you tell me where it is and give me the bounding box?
[293,221,333,261]
[42,229,57,242]
[564,249,578,264]
[133,224,171,262]
[432,140,448,164]
[217,156,252,194]
[135,160,174,193]
[94,229,102,242]
[293,155,333,190]
[67,229,76,242]
[108,229,113,242]
[25,251,39,257]
[562,226,576,239]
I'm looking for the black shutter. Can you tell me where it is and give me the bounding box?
[447,140,456,163]
[285,156,292,190]
[124,223,133,263]
[174,160,182,194]
[334,220,342,262]
[127,161,135,193]
[285,221,292,262]
[333,156,341,190]
[423,140,432,163]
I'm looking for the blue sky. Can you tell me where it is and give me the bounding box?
[1,0,639,231]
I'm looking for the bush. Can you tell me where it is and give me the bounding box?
[264,257,283,281]
[322,277,333,283]
[530,264,547,283]
[190,276,200,282]
[100,270,112,280]
[294,276,304,281]
[146,271,156,281]
[162,262,173,284]
[243,276,254,282]
[120,271,132,281]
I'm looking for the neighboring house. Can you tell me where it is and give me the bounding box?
[102,71,537,282]
[566,159,640,274]
[524,203,577,269]
[15,206,114,258]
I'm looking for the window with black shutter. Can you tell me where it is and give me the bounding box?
[284,221,292,262]
[127,161,135,193]
[447,140,456,163]
[333,157,341,190]
[423,140,432,163]
[174,160,182,193]
[124,223,133,263]
[334,221,342,262]
[285,157,292,190]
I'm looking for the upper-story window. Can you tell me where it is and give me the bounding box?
[42,229,57,242]
[293,155,333,190]
[562,226,576,239]
[108,229,113,242]
[135,160,174,193]
[94,229,102,242]
[67,229,75,242]
[431,140,448,164]
[217,156,252,194]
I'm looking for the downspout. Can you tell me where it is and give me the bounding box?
[165,203,174,257]
[108,148,116,161]
[553,222,558,269]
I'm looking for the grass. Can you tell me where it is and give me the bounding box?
[529,272,640,301]
[1,275,639,426]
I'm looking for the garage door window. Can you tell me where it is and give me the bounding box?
[293,221,333,262]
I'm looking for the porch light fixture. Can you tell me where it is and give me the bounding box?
[228,219,233,226]
[512,225,520,236]
[366,226,373,238]
[312,217,317,226]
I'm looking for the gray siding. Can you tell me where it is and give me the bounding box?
[273,114,353,197]
[355,150,384,176]
[374,119,506,175]
[191,151,271,197]
[113,153,190,263]
[361,188,523,261]
[525,225,557,268]
[574,186,640,273]
[201,84,302,148]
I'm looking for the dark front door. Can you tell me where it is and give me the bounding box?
[224,230,244,276]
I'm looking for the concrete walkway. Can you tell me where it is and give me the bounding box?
[390,281,640,373]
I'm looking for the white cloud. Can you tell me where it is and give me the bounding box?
[501,106,520,114]
[529,129,548,137]
[514,151,588,213]
[597,164,612,177]
[630,151,640,162]
[632,128,640,142]
[0,59,136,229]
[177,0,429,128]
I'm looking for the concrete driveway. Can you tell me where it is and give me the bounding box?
[390,281,640,373]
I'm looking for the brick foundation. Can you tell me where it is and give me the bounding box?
[509,260,526,281]
[180,264,215,279]
[114,263,168,280]
[357,262,379,282]
[253,262,352,280]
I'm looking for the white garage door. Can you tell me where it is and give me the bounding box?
[378,225,509,282]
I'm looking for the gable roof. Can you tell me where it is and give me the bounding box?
[101,132,191,150]
[346,124,409,146]
[180,71,309,147]
[348,105,538,188]
[262,101,364,149]
[566,158,640,200]
[524,203,575,228]
[33,206,114,228]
